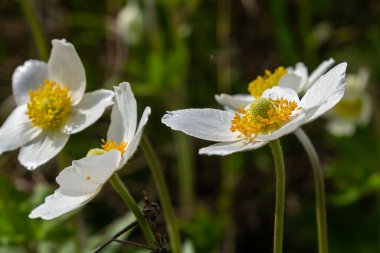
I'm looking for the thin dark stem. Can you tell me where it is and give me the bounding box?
[91,221,138,253]
[114,239,154,250]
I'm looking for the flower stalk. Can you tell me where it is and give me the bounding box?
[19,0,48,61]
[269,139,286,253]
[294,128,328,253]
[109,173,155,247]
[174,132,194,217]
[140,136,182,253]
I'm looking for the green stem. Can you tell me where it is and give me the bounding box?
[71,213,82,253]
[109,173,155,247]
[174,132,194,217]
[294,128,328,253]
[269,139,286,253]
[19,0,48,61]
[140,136,182,253]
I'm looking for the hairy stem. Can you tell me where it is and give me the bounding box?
[19,0,48,61]
[269,139,286,253]
[294,128,328,253]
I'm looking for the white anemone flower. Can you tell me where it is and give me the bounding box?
[326,68,372,136]
[162,63,346,156]
[215,59,335,111]
[29,82,151,219]
[0,39,114,170]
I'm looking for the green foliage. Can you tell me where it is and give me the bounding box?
[181,207,224,253]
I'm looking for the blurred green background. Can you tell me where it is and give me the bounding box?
[0,0,380,252]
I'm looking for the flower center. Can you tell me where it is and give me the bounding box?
[230,97,301,139]
[26,80,71,130]
[248,67,287,97]
[101,139,127,156]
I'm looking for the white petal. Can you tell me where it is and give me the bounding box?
[199,140,267,156]
[0,105,42,155]
[162,109,238,142]
[262,86,300,103]
[12,60,48,106]
[107,82,137,143]
[58,150,121,196]
[307,58,335,87]
[278,73,303,93]
[62,89,114,134]
[256,113,306,141]
[215,94,253,111]
[29,190,98,220]
[286,62,308,88]
[119,107,151,168]
[48,39,86,105]
[107,102,123,141]
[300,62,347,123]
[18,131,70,170]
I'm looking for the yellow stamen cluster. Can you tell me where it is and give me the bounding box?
[26,80,71,130]
[230,97,301,139]
[101,139,127,156]
[248,67,287,97]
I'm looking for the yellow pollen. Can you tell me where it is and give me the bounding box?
[26,80,71,130]
[101,139,127,156]
[230,97,301,139]
[248,67,287,97]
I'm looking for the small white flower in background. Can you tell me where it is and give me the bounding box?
[215,59,335,111]
[116,1,144,46]
[162,63,346,156]
[326,68,372,136]
[29,82,151,220]
[0,39,114,170]
[182,240,195,253]
[312,22,333,45]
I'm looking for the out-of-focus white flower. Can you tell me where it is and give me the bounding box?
[162,63,347,156]
[182,240,195,253]
[29,82,151,220]
[313,22,333,45]
[0,39,114,170]
[215,59,335,111]
[326,68,371,136]
[115,1,144,45]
